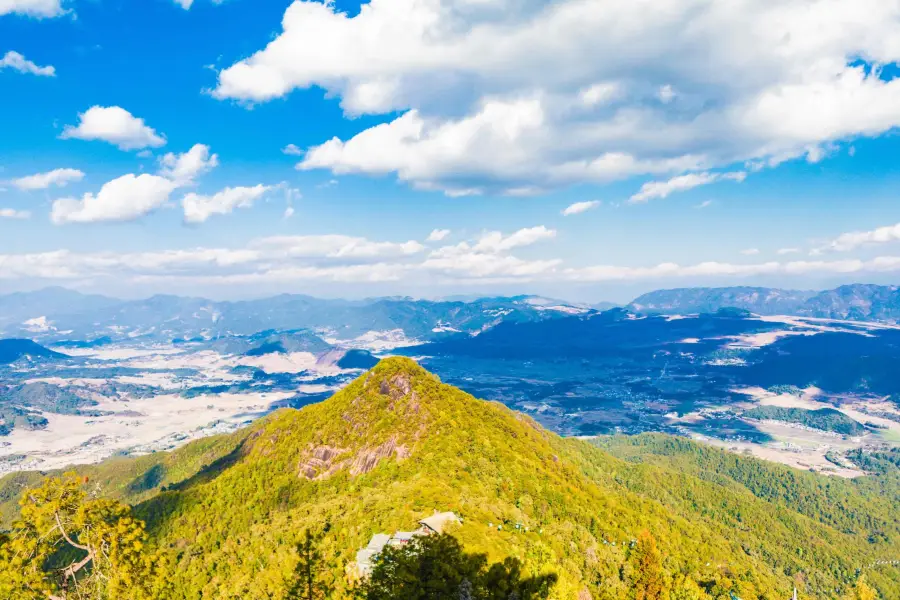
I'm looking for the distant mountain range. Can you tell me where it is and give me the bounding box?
[2,283,900,344]
[629,283,900,321]
[0,288,594,343]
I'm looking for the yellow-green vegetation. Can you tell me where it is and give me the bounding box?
[1,357,898,599]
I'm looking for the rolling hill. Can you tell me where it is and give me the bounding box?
[0,339,64,365]
[1,358,898,599]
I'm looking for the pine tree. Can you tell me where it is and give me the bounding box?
[288,529,329,600]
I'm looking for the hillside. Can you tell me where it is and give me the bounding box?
[0,339,64,365]
[1,358,898,599]
[628,287,814,316]
[628,284,900,323]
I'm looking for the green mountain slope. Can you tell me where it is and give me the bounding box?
[2,358,898,599]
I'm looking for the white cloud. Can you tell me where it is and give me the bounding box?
[12,224,900,290]
[0,0,66,18]
[51,174,178,224]
[282,143,303,156]
[0,51,55,76]
[564,256,900,282]
[212,0,900,194]
[61,106,166,151]
[427,229,450,242]
[182,185,273,223]
[283,206,295,219]
[777,247,801,255]
[473,226,556,253]
[580,82,621,106]
[824,221,900,252]
[51,145,218,224]
[741,248,760,256]
[562,200,600,216]
[657,84,676,104]
[12,168,84,190]
[694,200,713,209]
[250,235,425,260]
[630,171,745,203]
[158,144,218,185]
[173,0,192,8]
[0,208,30,219]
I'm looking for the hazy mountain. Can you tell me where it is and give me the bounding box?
[797,284,900,321]
[1,358,897,598]
[0,339,65,365]
[628,286,816,315]
[0,289,595,342]
[630,284,900,323]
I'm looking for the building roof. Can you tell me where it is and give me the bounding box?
[418,512,460,534]
[366,533,391,552]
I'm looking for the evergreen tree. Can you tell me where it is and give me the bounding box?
[0,472,158,600]
[288,529,330,600]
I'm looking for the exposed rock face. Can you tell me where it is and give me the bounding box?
[298,438,410,480]
[298,444,348,480]
[299,361,423,480]
[350,437,409,476]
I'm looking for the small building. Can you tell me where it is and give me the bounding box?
[353,513,461,577]
[418,512,461,535]
[355,533,391,576]
[388,531,421,546]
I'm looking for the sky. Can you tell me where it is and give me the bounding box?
[2,0,900,303]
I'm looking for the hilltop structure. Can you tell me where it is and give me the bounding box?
[355,511,461,576]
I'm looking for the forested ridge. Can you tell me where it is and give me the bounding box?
[1,358,897,599]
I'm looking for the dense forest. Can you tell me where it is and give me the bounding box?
[1,358,898,599]
[741,406,868,436]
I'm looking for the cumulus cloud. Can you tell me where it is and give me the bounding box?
[427,229,450,242]
[12,168,84,190]
[0,0,66,18]
[741,248,760,256]
[629,171,745,203]
[562,200,600,216]
[777,247,801,255]
[61,106,166,151]
[183,185,273,223]
[158,144,218,185]
[51,174,178,224]
[212,0,900,194]
[0,51,55,76]
[51,145,218,224]
[824,221,900,252]
[472,226,556,253]
[0,208,30,219]
[282,143,303,156]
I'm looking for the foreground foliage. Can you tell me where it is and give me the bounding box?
[0,473,164,599]
[1,358,898,599]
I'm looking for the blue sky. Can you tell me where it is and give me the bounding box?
[3,0,900,302]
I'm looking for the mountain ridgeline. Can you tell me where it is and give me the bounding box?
[1,358,897,599]
[5,283,900,347]
[629,284,900,321]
